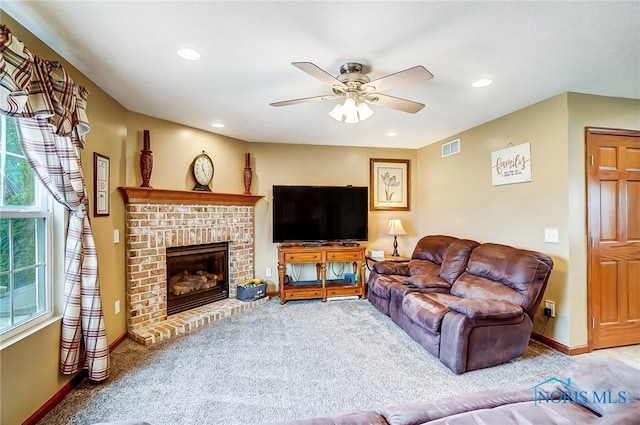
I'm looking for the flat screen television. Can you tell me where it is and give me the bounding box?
[272,185,368,243]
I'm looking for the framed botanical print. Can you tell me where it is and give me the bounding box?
[370,158,410,211]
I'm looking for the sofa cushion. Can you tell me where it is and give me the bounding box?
[557,357,640,416]
[270,410,387,425]
[411,235,457,264]
[593,401,640,425]
[402,293,449,334]
[438,239,479,284]
[447,298,524,320]
[420,401,600,425]
[370,274,409,298]
[408,274,451,290]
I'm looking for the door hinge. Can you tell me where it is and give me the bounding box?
[592,317,595,328]
[591,236,595,247]
[590,155,594,165]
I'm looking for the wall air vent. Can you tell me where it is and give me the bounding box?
[442,138,461,157]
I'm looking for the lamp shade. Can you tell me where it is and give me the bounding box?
[386,219,406,236]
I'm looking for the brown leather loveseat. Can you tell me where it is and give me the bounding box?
[368,235,554,374]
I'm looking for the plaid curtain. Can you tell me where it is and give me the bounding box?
[0,24,109,380]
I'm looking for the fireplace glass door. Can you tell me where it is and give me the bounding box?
[166,242,228,315]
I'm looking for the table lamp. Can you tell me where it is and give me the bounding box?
[386,219,406,257]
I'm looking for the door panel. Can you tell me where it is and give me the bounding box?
[629,261,640,319]
[598,261,618,323]
[587,128,640,349]
[628,181,640,240]
[599,180,618,241]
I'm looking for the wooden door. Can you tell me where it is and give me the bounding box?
[587,128,640,349]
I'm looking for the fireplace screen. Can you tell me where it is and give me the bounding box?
[166,242,229,315]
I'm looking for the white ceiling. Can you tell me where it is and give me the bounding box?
[3,1,639,149]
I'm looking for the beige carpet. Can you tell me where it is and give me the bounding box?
[38,298,573,425]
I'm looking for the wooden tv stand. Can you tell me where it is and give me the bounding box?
[277,244,366,304]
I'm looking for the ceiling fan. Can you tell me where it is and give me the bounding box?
[270,62,434,123]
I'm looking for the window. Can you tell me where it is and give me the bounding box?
[0,115,53,338]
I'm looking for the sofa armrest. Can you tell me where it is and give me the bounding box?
[373,261,409,275]
[381,386,533,425]
[447,298,523,320]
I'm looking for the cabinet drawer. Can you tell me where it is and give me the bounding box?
[284,252,322,262]
[327,287,362,297]
[284,289,322,299]
[327,251,362,261]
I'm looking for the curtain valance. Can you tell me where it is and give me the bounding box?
[0,24,90,148]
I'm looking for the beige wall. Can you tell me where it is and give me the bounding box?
[250,143,418,288]
[565,93,640,347]
[0,13,128,425]
[416,93,640,348]
[124,112,249,193]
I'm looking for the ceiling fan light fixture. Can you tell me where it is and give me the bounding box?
[342,97,357,115]
[357,101,374,121]
[329,103,344,121]
[344,112,359,124]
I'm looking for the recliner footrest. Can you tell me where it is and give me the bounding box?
[402,293,449,334]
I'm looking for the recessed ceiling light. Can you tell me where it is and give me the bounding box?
[386,132,398,137]
[211,123,225,128]
[177,47,201,61]
[472,78,493,88]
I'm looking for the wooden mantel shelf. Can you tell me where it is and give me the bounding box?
[118,186,263,206]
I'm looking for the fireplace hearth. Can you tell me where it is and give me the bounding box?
[166,242,229,315]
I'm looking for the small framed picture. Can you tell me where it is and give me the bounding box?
[94,152,110,216]
[370,158,410,211]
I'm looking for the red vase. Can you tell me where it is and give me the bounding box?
[140,130,153,188]
[243,167,252,195]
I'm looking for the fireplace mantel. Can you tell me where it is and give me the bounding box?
[118,186,263,206]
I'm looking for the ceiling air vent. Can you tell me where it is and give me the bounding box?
[442,138,460,157]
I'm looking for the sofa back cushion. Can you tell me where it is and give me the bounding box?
[450,243,553,318]
[438,239,480,284]
[408,259,441,276]
[411,235,457,264]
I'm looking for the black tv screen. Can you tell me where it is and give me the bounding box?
[272,185,368,243]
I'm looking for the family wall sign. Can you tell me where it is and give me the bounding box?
[491,142,532,186]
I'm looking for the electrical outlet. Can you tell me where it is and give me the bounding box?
[114,300,120,315]
[266,267,272,278]
[544,300,555,317]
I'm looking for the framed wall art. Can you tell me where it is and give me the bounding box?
[370,158,410,211]
[93,152,110,216]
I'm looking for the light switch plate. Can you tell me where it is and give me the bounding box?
[113,229,120,244]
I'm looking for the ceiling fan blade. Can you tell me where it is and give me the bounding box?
[270,95,337,107]
[367,94,425,114]
[292,62,347,90]
[363,66,433,93]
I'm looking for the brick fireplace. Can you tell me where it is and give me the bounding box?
[119,187,263,345]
